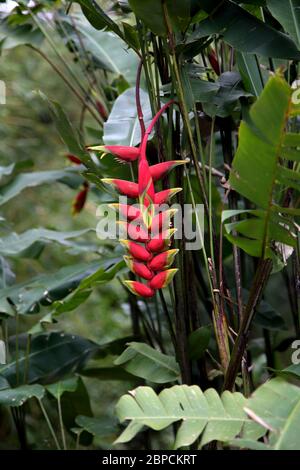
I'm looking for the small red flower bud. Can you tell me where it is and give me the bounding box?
[148,269,178,289]
[150,160,188,181]
[101,179,139,198]
[66,154,82,165]
[72,182,89,215]
[120,240,152,261]
[148,249,179,271]
[123,280,155,297]
[124,256,153,280]
[96,100,108,120]
[154,188,182,205]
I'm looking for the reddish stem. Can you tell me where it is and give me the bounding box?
[140,100,176,160]
[136,59,146,140]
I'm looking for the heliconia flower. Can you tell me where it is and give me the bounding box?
[120,240,152,261]
[150,160,189,181]
[150,208,178,235]
[148,269,178,290]
[102,99,183,297]
[109,203,141,221]
[66,154,82,165]
[123,280,155,298]
[72,182,89,215]
[154,188,182,205]
[124,256,153,280]
[89,145,140,162]
[147,228,177,252]
[101,179,139,198]
[148,249,179,271]
[117,221,149,243]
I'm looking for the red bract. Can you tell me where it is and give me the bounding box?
[154,188,182,205]
[89,145,140,162]
[148,249,179,271]
[101,179,139,198]
[123,281,155,298]
[103,101,187,297]
[150,160,189,181]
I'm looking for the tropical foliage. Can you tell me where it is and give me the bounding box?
[0,0,299,451]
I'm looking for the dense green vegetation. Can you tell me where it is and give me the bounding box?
[0,0,300,450]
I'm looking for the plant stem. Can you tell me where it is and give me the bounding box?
[39,399,61,450]
[58,396,67,450]
[223,258,272,390]
[136,59,146,139]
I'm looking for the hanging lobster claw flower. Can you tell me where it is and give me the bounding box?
[120,239,152,261]
[88,145,140,162]
[147,228,177,252]
[124,256,153,280]
[148,249,179,271]
[150,160,189,181]
[123,280,155,298]
[154,188,182,205]
[101,179,139,198]
[109,203,141,221]
[148,269,178,289]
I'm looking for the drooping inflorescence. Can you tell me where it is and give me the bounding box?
[91,102,188,297]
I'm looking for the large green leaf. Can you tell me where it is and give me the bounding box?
[116,378,300,449]
[0,384,45,407]
[225,75,300,259]
[114,342,180,383]
[128,0,191,36]
[240,378,300,450]
[52,260,125,315]
[0,260,106,315]
[202,72,252,117]
[115,384,264,448]
[46,376,79,400]
[0,21,43,50]
[0,228,91,258]
[75,415,118,438]
[73,0,125,41]
[0,332,99,386]
[62,16,139,84]
[267,0,300,47]
[0,168,83,206]
[236,52,264,97]
[103,87,152,147]
[189,0,300,59]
